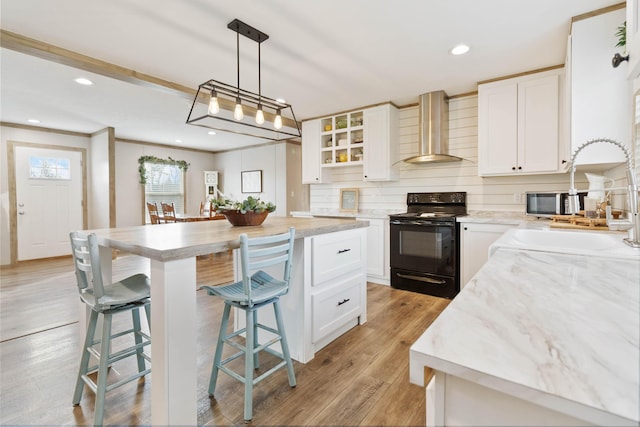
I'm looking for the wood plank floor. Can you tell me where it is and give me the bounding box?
[0,253,449,426]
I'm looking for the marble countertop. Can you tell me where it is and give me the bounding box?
[86,216,369,261]
[290,209,403,219]
[410,246,639,426]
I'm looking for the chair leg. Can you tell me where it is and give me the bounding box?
[94,313,113,427]
[131,308,145,373]
[244,308,255,422]
[73,310,99,405]
[208,303,231,396]
[273,300,296,388]
[253,310,259,369]
[144,302,151,334]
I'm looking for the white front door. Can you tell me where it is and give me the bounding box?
[15,146,84,261]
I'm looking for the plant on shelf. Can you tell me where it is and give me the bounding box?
[615,21,626,49]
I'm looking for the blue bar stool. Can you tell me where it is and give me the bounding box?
[69,232,151,426]
[202,228,297,422]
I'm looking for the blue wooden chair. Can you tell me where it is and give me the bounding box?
[69,231,151,426]
[202,228,296,422]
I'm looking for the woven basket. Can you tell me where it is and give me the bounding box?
[221,210,269,226]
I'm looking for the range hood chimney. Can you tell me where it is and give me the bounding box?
[403,91,463,164]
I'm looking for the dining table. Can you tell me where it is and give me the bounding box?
[160,213,226,222]
[81,215,367,425]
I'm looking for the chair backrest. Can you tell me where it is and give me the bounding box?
[209,201,216,218]
[240,227,295,305]
[199,201,205,216]
[69,231,105,300]
[147,202,160,224]
[161,202,176,223]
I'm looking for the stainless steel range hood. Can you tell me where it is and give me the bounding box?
[403,91,463,164]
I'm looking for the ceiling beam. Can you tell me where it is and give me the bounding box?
[0,29,298,129]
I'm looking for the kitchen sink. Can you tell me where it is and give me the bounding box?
[490,228,640,259]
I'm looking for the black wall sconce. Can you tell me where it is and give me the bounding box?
[612,52,629,68]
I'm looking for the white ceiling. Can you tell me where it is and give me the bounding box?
[0,0,622,151]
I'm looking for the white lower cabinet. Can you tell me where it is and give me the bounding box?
[356,217,389,285]
[312,274,362,342]
[233,227,367,363]
[460,222,517,287]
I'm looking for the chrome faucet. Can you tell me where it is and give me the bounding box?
[568,138,639,248]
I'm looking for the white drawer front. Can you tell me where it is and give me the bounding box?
[312,228,364,285]
[312,274,362,343]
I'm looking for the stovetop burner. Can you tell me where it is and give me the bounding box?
[390,192,467,222]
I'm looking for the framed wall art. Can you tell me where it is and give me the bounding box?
[339,188,359,212]
[241,170,262,193]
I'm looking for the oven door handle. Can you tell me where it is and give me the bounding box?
[396,273,447,285]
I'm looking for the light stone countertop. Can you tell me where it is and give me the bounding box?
[457,210,529,225]
[87,216,369,261]
[409,247,640,426]
[290,209,403,219]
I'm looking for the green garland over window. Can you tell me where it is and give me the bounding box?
[138,156,190,184]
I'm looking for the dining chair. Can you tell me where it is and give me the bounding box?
[202,228,297,422]
[69,231,151,427]
[147,202,160,224]
[199,201,205,216]
[161,202,176,223]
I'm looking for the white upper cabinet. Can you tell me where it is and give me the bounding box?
[301,119,324,184]
[627,0,640,79]
[362,104,399,181]
[570,7,631,166]
[301,103,398,183]
[478,68,567,176]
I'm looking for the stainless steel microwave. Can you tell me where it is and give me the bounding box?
[525,191,587,217]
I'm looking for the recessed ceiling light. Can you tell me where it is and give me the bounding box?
[74,77,94,85]
[450,44,470,55]
[175,139,183,143]
[27,118,40,124]
[208,131,216,135]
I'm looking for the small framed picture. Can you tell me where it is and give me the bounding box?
[241,170,262,193]
[340,188,359,212]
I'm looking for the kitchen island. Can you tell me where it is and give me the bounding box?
[84,216,369,426]
[410,242,639,426]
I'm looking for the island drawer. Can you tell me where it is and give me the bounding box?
[312,273,362,343]
[311,228,364,286]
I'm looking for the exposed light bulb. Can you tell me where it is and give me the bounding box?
[255,105,265,124]
[274,109,283,129]
[233,98,244,121]
[208,90,220,114]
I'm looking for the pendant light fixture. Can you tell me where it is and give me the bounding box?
[186,19,301,141]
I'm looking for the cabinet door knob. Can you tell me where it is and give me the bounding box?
[518,166,522,170]
[464,227,468,230]
[512,166,516,171]
[561,159,567,164]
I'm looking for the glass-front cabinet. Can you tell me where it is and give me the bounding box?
[319,111,365,166]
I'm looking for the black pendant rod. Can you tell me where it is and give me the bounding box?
[236,28,240,99]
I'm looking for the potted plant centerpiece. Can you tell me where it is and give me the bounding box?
[211,196,276,226]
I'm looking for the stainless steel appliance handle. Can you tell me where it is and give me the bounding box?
[396,273,446,285]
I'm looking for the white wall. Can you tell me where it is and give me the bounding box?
[309,95,588,213]
[89,130,110,229]
[114,141,216,227]
[212,142,304,216]
[0,125,90,265]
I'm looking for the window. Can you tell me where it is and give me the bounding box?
[144,162,185,221]
[29,156,71,180]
